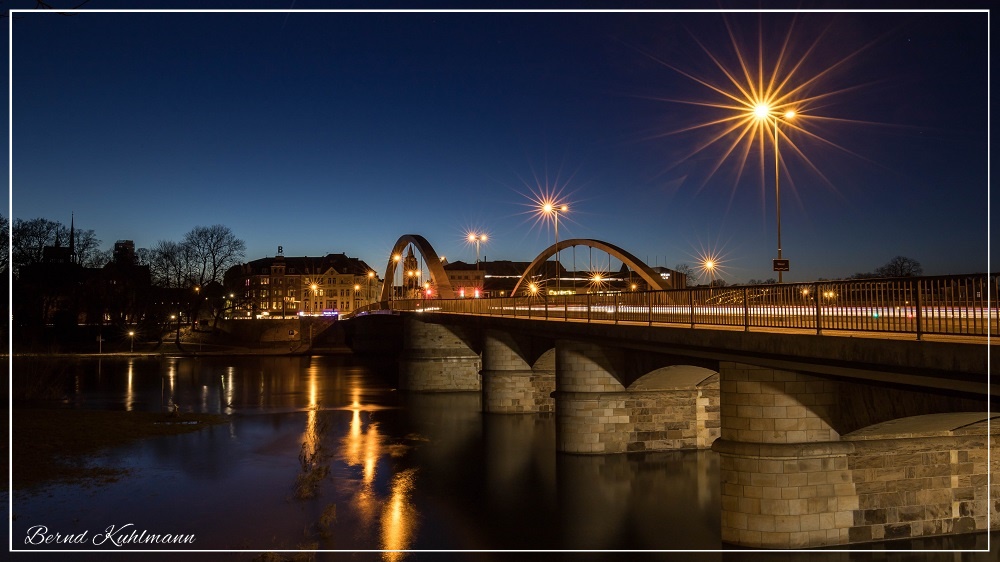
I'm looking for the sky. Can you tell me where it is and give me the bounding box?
[5,2,993,284]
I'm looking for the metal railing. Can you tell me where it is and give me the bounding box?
[353,274,998,339]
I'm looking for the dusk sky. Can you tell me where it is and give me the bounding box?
[5,3,992,283]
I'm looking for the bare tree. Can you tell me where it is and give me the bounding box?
[874,256,923,278]
[11,217,61,278]
[182,225,246,288]
[674,263,695,287]
[149,240,192,288]
[0,214,9,275]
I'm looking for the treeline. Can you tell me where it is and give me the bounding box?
[7,217,246,289]
[2,215,247,350]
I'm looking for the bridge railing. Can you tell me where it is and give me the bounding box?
[379,274,998,339]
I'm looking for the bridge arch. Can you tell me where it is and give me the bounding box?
[379,234,455,302]
[511,238,672,296]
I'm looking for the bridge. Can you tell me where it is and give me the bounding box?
[344,234,998,550]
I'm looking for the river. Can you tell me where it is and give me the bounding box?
[7,355,996,560]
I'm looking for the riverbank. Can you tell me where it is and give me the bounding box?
[11,408,228,491]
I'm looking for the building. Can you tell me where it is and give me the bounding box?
[227,251,378,318]
[443,260,486,299]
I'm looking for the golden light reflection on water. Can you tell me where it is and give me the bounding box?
[334,385,418,555]
[380,468,418,560]
[125,359,134,412]
[302,370,320,460]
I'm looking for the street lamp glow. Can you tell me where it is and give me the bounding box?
[784,109,796,119]
[753,103,771,119]
[539,201,568,292]
[466,231,489,270]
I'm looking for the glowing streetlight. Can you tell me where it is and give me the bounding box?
[752,103,796,283]
[128,330,135,353]
[467,232,488,270]
[704,259,716,285]
[540,201,568,292]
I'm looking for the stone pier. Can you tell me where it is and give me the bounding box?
[398,316,481,391]
[481,329,555,414]
[714,361,998,548]
[553,341,721,454]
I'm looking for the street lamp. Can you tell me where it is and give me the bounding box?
[467,232,488,270]
[754,104,796,283]
[541,201,568,293]
[367,271,375,304]
[128,330,135,353]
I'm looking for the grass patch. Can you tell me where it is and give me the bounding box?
[12,408,228,491]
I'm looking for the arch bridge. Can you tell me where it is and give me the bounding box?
[378,234,669,304]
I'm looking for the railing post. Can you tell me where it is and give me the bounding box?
[647,291,653,326]
[689,289,695,328]
[586,293,592,323]
[614,296,619,325]
[814,282,822,335]
[915,279,923,341]
[743,287,749,332]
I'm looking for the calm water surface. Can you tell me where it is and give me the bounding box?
[8,355,996,561]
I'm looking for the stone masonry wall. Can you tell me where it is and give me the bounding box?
[697,384,722,449]
[720,362,840,444]
[716,362,855,547]
[481,330,554,413]
[626,390,699,451]
[715,440,857,548]
[555,340,627,453]
[398,317,481,391]
[843,419,999,543]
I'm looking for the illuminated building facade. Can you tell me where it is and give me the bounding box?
[229,251,377,318]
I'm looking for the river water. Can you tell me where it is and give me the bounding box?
[8,355,996,560]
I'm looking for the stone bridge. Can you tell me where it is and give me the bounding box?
[345,310,996,550]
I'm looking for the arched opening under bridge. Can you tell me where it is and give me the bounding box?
[511,238,672,296]
[380,235,456,302]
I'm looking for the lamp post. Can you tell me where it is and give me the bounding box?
[392,255,401,301]
[467,232,487,270]
[754,104,795,283]
[541,202,568,293]
[367,271,375,304]
[128,330,135,353]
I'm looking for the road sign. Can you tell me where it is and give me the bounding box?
[772,259,790,272]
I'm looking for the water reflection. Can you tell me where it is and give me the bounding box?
[381,468,418,559]
[125,359,134,412]
[11,356,999,557]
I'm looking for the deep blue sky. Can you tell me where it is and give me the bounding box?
[6,4,992,282]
